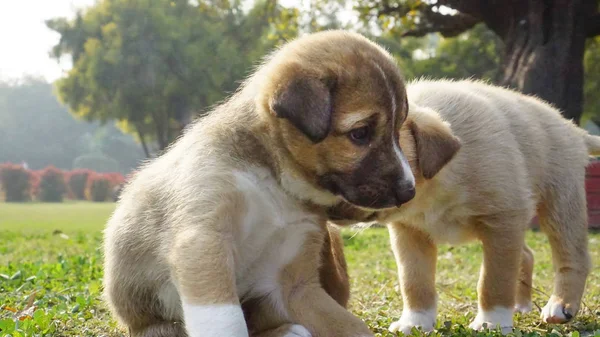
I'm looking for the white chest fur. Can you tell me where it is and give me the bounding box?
[232,168,321,315]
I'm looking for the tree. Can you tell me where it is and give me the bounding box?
[47,0,299,154]
[358,0,600,124]
[584,36,600,123]
[0,78,144,173]
[377,23,502,81]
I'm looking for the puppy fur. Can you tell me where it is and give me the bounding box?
[103,30,415,337]
[326,79,598,334]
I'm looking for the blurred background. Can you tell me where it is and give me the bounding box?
[2,3,600,336]
[2,0,600,202]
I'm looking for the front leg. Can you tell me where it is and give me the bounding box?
[170,228,248,337]
[471,220,526,334]
[253,324,313,337]
[387,223,438,334]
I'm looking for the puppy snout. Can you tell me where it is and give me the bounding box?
[394,180,416,206]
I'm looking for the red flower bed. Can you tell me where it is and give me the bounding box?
[0,163,33,202]
[0,162,127,202]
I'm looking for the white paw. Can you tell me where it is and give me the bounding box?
[182,303,248,337]
[469,307,513,335]
[541,298,573,324]
[283,325,312,337]
[389,308,436,335]
[514,301,533,314]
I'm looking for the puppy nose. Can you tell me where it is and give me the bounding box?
[394,181,416,206]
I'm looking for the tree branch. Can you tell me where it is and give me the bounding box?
[437,0,484,18]
[586,13,600,38]
[402,9,481,37]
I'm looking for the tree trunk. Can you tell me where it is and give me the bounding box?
[134,123,151,158]
[496,0,590,124]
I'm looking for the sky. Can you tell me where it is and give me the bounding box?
[0,0,97,83]
[0,0,358,83]
[0,0,320,83]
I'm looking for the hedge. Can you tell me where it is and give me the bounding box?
[0,163,33,202]
[0,162,126,203]
[37,166,67,202]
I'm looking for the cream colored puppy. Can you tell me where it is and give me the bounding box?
[103,30,417,337]
[327,79,598,334]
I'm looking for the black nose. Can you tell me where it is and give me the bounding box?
[394,181,415,206]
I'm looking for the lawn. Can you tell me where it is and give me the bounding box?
[0,203,599,337]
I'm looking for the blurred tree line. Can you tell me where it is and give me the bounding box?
[4,0,598,170]
[0,78,145,173]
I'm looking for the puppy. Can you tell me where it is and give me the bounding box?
[327,79,598,334]
[103,30,416,337]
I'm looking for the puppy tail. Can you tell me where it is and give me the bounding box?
[584,134,600,156]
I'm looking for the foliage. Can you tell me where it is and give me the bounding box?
[67,170,92,200]
[377,23,501,82]
[87,176,110,202]
[0,164,125,203]
[351,0,600,123]
[0,79,144,173]
[47,0,299,151]
[37,167,68,202]
[584,37,600,123]
[102,172,125,187]
[0,164,32,202]
[86,174,120,202]
[0,212,599,336]
[73,153,120,173]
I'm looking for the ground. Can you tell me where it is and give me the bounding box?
[0,203,599,337]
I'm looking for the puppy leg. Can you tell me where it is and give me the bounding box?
[471,220,526,334]
[253,324,312,337]
[318,224,350,308]
[130,322,187,337]
[170,229,248,337]
[286,285,373,337]
[514,244,534,314]
[279,230,372,337]
[538,181,591,324]
[387,223,438,335]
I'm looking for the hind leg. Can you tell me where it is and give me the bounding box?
[318,224,350,308]
[130,322,187,337]
[538,181,591,323]
[514,245,534,314]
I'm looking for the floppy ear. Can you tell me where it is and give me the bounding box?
[409,107,461,179]
[270,77,334,143]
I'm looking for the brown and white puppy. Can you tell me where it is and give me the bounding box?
[103,30,416,337]
[327,79,598,334]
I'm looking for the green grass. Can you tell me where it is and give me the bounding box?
[0,203,599,337]
[0,202,116,233]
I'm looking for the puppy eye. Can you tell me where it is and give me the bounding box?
[348,126,371,145]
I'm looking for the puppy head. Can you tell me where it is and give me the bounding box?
[327,103,461,224]
[258,30,416,210]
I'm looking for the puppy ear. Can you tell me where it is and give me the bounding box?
[270,77,334,143]
[409,106,461,179]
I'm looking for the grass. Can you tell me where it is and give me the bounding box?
[0,202,116,233]
[0,203,599,337]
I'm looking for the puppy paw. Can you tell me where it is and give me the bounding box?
[541,298,574,324]
[514,301,533,314]
[283,325,312,337]
[469,307,513,335]
[389,308,436,335]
